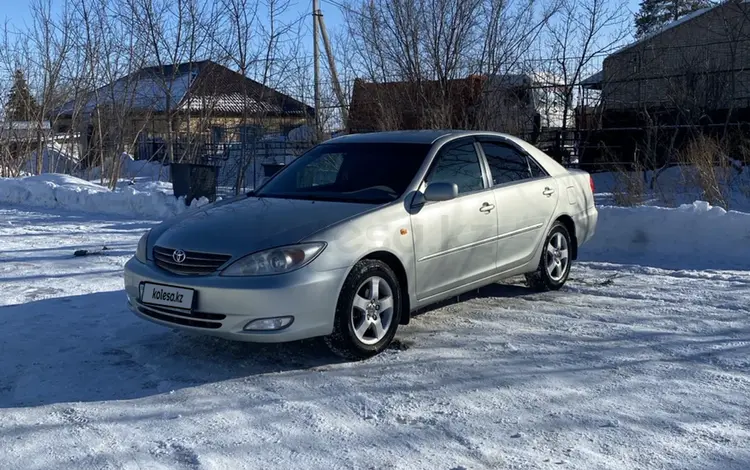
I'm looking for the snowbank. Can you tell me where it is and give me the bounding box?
[1,173,748,271]
[583,201,750,270]
[84,153,170,182]
[592,165,750,212]
[0,174,210,219]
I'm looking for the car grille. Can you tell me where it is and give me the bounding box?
[136,303,225,329]
[153,246,231,275]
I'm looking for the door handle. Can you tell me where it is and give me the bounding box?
[542,187,555,197]
[479,202,495,213]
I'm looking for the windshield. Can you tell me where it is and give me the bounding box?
[255,142,431,203]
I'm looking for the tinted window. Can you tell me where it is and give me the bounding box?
[257,142,431,203]
[298,153,343,187]
[481,142,531,186]
[427,142,484,194]
[528,156,547,178]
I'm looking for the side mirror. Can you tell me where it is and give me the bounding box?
[423,182,458,202]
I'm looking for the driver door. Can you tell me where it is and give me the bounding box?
[410,139,499,301]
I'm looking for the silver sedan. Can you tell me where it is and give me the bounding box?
[124,130,598,358]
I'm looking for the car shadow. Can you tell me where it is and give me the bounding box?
[414,279,534,316]
[0,291,344,408]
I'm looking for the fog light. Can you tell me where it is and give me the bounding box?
[244,316,294,331]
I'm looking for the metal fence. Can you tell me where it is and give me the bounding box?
[132,124,317,196]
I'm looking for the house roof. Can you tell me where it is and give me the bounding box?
[610,5,717,57]
[580,71,604,89]
[485,74,533,88]
[486,72,565,88]
[56,60,313,117]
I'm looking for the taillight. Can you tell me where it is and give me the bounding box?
[589,175,595,194]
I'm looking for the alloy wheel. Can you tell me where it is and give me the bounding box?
[350,276,394,345]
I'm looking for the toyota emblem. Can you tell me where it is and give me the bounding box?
[172,249,187,264]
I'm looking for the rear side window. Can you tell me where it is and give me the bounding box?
[427,141,484,194]
[480,142,530,186]
[528,157,547,178]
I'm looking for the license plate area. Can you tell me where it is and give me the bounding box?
[140,283,195,310]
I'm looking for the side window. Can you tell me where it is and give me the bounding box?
[480,142,531,186]
[527,156,547,178]
[427,141,484,194]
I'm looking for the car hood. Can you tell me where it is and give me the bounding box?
[150,196,375,257]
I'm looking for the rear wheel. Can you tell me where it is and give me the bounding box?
[525,222,572,291]
[325,259,401,359]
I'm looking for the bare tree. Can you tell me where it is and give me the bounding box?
[214,0,307,193]
[0,0,76,176]
[539,0,630,161]
[341,0,556,131]
[123,0,217,165]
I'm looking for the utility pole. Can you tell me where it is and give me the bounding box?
[317,12,348,128]
[312,0,321,140]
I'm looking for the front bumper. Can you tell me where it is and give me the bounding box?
[123,257,349,342]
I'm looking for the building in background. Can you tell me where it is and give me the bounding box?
[347,73,569,146]
[578,0,750,167]
[54,60,315,167]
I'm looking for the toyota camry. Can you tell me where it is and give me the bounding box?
[124,130,598,358]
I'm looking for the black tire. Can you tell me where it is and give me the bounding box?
[324,259,402,360]
[525,221,572,292]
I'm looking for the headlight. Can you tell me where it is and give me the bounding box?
[135,231,149,263]
[221,242,326,276]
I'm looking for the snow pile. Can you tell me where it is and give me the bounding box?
[84,153,170,182]
[22,144,78,175]
[584,201,750,270]
[0,174,209,219]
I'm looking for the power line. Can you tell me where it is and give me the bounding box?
[320,0,373,21]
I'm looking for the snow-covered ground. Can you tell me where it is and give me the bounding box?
[1,195,749,468]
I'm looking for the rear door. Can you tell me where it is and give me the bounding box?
[478,139,560,271]
[410,138,498,301]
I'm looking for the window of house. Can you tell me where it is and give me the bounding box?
[480,142,531,185]
[427,141,484,194]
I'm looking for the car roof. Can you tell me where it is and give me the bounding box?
[326,130,512,145]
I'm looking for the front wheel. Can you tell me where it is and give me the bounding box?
[325,259,402,359]
[525,222,572,291]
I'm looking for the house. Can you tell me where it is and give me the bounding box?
[54,60,314,165]
[597,1,750,112]
[347,76,486,133]
[580,0,750,117]
[578,0,750,166]
[0,120,52,142]
[0,120,53,164]
[347,73,567,144]
[0,121,78,176]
